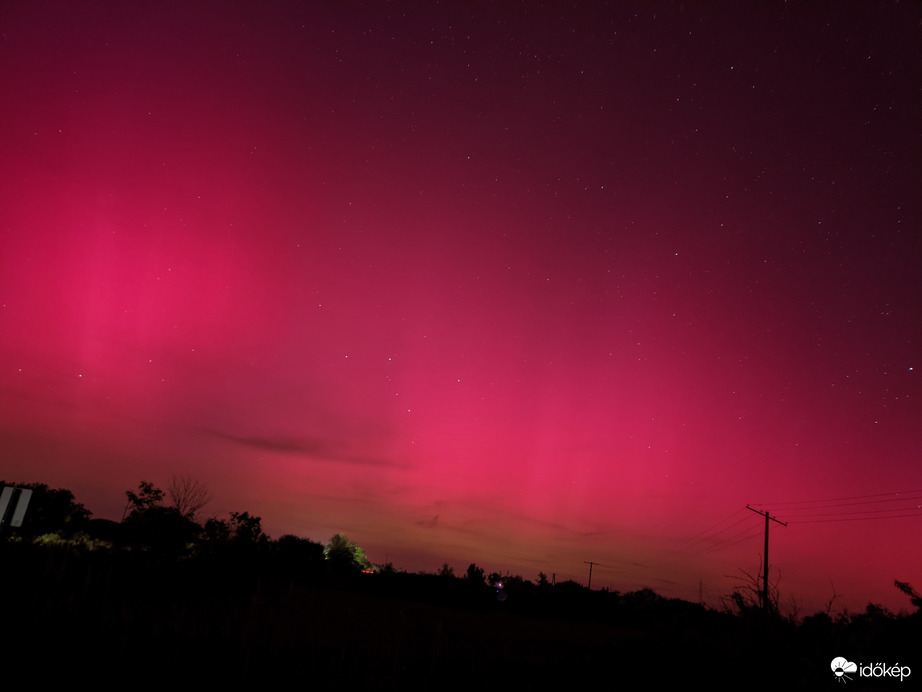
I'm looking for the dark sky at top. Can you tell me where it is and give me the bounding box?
[1,1,919,612]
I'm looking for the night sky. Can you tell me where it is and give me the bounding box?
[1,1,920,613]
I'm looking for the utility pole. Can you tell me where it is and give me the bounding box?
[584,560,598,590]
[746,505,787,612]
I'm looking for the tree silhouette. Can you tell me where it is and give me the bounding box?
[120,480,203,554]
[123,480,164,519]
[229,511,263,543]
[167,475,213,519]
[325,533,370,572]
[202,516,231,543]
[894,580,922,611]
[273,534,324,576]
[465,563,485,585]
[121,505,200,554]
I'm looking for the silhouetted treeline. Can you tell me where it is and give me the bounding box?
[1,480,918,690]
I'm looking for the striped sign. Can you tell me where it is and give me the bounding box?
[0,487,33,529]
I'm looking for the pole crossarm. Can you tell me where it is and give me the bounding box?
[746,505,788,526]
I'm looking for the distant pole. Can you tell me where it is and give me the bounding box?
[746,505,788,612]
[584,560,598,590]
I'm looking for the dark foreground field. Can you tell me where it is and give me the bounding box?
[2,541,917,690]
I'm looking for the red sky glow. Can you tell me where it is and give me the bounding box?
[1,1,920,613]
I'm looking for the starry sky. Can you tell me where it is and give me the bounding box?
[1,1,920,613]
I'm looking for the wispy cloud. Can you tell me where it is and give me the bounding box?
[204,428,410,469]
[416,514,439,529]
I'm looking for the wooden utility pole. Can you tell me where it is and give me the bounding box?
[746,505,787,612]
[584,560,598,590]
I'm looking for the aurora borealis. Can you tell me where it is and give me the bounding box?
[1,1,919,613]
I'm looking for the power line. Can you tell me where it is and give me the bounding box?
[678,506,750,544]
[786,506,922,519]
[746,489,922,524]
[634,507,759,570]
[748,489,922,508]
[625,490,918,587]
[766,504,922,519]
[638,507,768,571]
[795,512,922,524]
[665,507,753,550]
[694,515,756,542]
[701,528,764,553]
